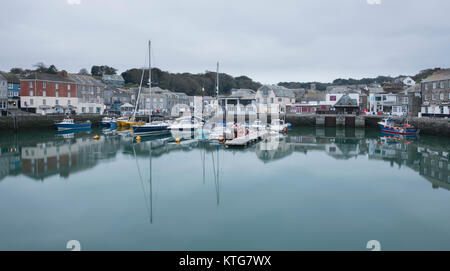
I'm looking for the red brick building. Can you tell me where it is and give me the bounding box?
[20,73,78,114]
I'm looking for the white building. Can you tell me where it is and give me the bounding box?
[255,85,295,113]
[369,93,397,114]
[402,76,416,86]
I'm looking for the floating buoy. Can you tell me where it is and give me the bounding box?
[93,135,99,140]
[175,138,181,144]
[219,138,224,143]
[136,136,141,141]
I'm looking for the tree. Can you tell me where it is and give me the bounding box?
[91,65,117,76]
[33,62,48,73]
[10,68,24,74]
[78,68,89,75]
[47,65,58,74]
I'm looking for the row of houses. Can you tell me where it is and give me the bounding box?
[1,69,449,118]
[0,71,194,116]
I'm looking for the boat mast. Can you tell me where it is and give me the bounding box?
[148,40,152,123]
[216,62,219,98]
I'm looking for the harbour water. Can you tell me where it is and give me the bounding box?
[0,127,449,250]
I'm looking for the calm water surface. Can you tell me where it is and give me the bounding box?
[0,127,449,250]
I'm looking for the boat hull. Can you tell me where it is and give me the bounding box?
[132,125,170,136]
[56,123,92,131]
[377,123,419,135]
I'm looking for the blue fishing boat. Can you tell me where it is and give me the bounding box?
[100,117,117,129]
[55,118,91,131]
[377,118,419,135]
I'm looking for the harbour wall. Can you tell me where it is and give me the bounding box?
[286,114,450,137]
[0,114,104,132]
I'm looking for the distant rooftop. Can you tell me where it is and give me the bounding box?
[422,69,450,83]
[258,85,295,98]
[0,72,20,84]
[21,72,75,83]
[68,74,104,87]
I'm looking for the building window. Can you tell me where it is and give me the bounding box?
[29,90,33,96]
[433,82,437,89]
[29,82,33,88]
[432,94,436,100]
[82,107,86,113]
[68,91,71,98]
[403,97,409,104]
[96,107,101,113]
[440,82,445,89]
[43,82,46,88]
[43,99,46,105]
[68,100,71,105]
[56,91,59,98]
[30,99,33,105]
[257,98,260,103]
[68,84,71,90]
[278,98,282,102]
[330,95,336,101]
[55,100,59,105]
[43,90,46,97]
[55,83,59,90]
[8,83,13,89]
[440,93,444,100]
[271,98,274,103]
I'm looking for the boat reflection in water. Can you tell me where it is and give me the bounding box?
[0,127,450,250]
[1,127,447,191]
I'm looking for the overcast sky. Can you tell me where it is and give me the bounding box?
[0,0,449,83]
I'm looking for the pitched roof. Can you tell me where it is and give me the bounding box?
[422,69,450,83]
[0,72,20,84]
[258,85,295,98]
[334,94,358,107]
[68,74,104,87]
[21,72,75,83]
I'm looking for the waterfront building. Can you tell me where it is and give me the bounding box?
[326,91,360,107]
[255,85,295,113]
[133,87,191,116]
[102,74,125,87]
[0,72,20,110]
[391,85,422,117]
[333,93,360,115]
[218,88,257,117]
[287,101,331,114]
[68,74,105,114]
[0,74,7,115]
[420,69,450,117]
[20,73,77,115]
[368,92,397,115]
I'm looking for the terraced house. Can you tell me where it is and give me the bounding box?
[0,72,21,109]
[0,74,7,115]
[420,69,450,117]
[20,73,77,115]
[68,74,105,114]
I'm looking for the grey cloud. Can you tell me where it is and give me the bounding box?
[0,0,449,83]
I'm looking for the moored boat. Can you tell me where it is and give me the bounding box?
[55,118,91,131]
[270,119,289,133]
[377,118,420,135]
[133,121,170,136]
